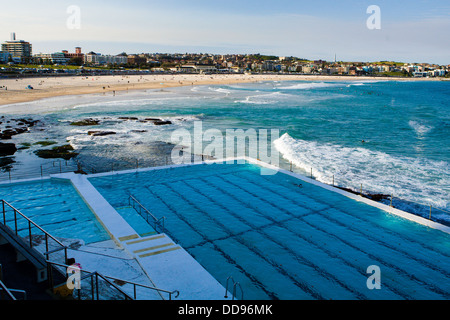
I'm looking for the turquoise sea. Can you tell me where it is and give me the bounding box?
[1,79,449,223]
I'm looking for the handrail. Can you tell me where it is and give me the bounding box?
[129,195,166,233]
[47,260,179,300]
[0,264,27,300]
[224,276,244,300]
[0,159,77,182]
[232,282,244,301]
[284,161,450,223]
[1,199,68,263]
[79,271,133,300]
[0,280,17,300]
[0,283,27,300]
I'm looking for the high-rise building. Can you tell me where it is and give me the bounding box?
[1,33,32,63]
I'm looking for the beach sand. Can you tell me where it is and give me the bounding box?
[0,73,445,107]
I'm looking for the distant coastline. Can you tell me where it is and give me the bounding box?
[0,73,447,107]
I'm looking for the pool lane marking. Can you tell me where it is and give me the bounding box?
[247,170,450,260]
[164,180,325,300]
[222,172,444,298]
[144,184,279,299]
[194,176,365,299]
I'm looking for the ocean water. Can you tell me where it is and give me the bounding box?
[1,80,449,222]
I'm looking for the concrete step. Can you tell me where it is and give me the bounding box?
[124,234,180,258]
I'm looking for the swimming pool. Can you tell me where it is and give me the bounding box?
[89,162,450,300]
[0,179,110,244]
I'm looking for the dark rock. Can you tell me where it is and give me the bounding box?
[153,120,172,126]
[34,145,78,160]
[87,131,117,137]
[0,142,17,156]
[130,130,148,133]
[0,156,15,168]
[70,119,100,126]
[367,193,390,202]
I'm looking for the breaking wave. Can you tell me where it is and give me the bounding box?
[274,133,450,220]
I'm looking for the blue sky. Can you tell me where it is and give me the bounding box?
[1,0,450,64]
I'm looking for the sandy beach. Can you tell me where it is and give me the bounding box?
[0,73,445,107]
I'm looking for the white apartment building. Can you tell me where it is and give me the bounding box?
[84,52,128,65]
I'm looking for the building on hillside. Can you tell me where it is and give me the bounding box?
[62,47,84,60]
[0,51,12,63]
[34,52,70,65]
[1,33,32,63]
[84,52,128,65]
[177,64,217,73]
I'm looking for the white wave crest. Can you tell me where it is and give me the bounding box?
[278,82,343,90]
[409,120,433,136]
[273,133,449,211]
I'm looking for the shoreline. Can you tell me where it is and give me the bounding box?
[0,73,447,107]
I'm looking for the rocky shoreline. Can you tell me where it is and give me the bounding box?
[0,114,176,168]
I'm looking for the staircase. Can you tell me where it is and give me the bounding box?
[123,234,181,259]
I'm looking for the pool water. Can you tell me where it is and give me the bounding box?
[90,162,450,300]
[0,179,110,244]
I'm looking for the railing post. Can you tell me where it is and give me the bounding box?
[91,275,95,300]
[45,233,49,258]
[96,273,99,300]
[13,209,17,235]
[224,276,233,298]
[2,201,5,225]
[47,263,54,292]
[28,221,32,248]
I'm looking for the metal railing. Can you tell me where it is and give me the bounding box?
[1,199,68,263]
[78,271,133,300]
[283,160,450,225]
[47,261,180,300]
[224,276,244,300]
[0,159,78,183]
[0,282,27,300]
[0,264,27,300]
[129,195,166,234]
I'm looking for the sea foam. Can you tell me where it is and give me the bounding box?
[274,133,450,217]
